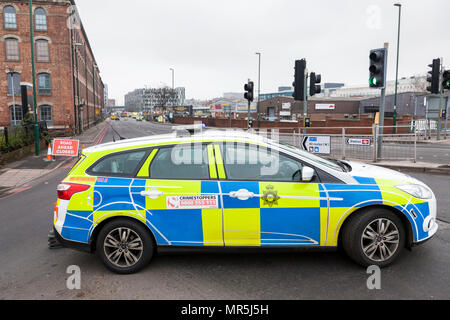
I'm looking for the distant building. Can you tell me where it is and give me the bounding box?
[124,87,186,112]
[107,99,116,107]
[104,84,108,107]
[0,0,105,131]
[105,105,125,115]
[259,83,343,101]
[223,92,244,100]
[331,76,427,98]
[124,88,145,112]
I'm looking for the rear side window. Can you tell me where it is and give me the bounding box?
[150,145,210,180]
[90,150,147,176]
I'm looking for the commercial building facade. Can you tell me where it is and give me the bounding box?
[125,87,186,112]
[0,0,104,132]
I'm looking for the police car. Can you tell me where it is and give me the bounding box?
[53,128,438,274]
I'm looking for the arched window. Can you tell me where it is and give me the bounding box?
[35,8,47,31]
[10,105,23,126]
[39,105,52,126]
[3,6,17,29]
[7,72,20,95]
[5,37,19,61]
[38,73,51,94]
[35,39,49,62]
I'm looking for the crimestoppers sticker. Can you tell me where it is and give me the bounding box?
[166,195,219,210]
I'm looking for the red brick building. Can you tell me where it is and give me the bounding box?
[0,0,104,133]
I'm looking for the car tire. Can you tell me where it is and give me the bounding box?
[96,218,154,274]
[342,208,405,268]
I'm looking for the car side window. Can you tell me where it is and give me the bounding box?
[222,143,303,182]
[149,144,210,180]
[90,150,147,176]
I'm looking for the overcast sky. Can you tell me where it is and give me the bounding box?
[75,0,450,104]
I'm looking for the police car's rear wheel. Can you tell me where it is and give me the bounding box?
[342,208,405,268]
[96,219,154,274]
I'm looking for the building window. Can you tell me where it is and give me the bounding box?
[35,39,49,62]
[7,72,20,95]
[10,105,23,126]
[39,105,52,127]
[38,73,51,94]
[35,8,47,31]
[4,6,17,29]
[5,38,19,61]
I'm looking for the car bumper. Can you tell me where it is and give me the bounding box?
[53,227,92,253]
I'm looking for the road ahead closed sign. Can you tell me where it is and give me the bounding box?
[52,139,80,157]
[302,136,331,154]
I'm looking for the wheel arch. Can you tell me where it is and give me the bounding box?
[89,215,158,252]
[337,204,415,249]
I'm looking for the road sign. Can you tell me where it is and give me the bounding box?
[347,138,371,146]
[315,104,335,110]
[52,139,80,157]
[302,136,331,154]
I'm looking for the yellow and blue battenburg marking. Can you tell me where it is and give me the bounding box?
[57,172,432,247]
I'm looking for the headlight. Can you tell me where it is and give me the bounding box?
[396,184,432,200]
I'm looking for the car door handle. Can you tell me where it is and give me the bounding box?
[229,189,255,201]
[140,189,164,199]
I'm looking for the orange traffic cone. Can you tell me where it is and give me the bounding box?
[45,143,54,162]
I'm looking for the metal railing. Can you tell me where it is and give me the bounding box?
[248,125,417,163]
[0,122,49,154]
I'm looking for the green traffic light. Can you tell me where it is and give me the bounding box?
[369,77,378,86]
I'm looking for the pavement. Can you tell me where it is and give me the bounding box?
[363,160,450,175]
[0,120,110,198]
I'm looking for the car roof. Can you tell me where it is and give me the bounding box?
[83,129,271,154]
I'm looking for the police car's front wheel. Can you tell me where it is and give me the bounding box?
[342,208,405,268]
[96,219,154,274]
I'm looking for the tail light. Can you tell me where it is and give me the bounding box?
[54,202,59,223]
[57,183,90,200]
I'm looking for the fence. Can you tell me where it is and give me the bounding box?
[0,122,49,154]
[247,125,417,162]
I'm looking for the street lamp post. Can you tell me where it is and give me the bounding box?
[170,68,174,89]
[29,0,40,155]
[393,3,402,134]
[255,52,261,128]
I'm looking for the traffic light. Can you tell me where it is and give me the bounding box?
[309,72,321,96]
[293,59,306,101]
[304,117,311,127]
[369,48,387,88]
[443,70,450,90]
[427,58,440,94]
[244,81,254,102]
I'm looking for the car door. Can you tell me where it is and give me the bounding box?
[215,142,328,247]
[134,143,224,247]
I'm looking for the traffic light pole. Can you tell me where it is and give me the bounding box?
[437,58,444,141]
[376,42,389,160]
[303,69,308,134]
[377,87,386,160]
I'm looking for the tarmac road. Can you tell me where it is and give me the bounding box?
[0,119,449,300]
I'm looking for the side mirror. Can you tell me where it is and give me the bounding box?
[301,166,315,182]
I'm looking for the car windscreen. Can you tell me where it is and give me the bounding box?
[272,141,344,172]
